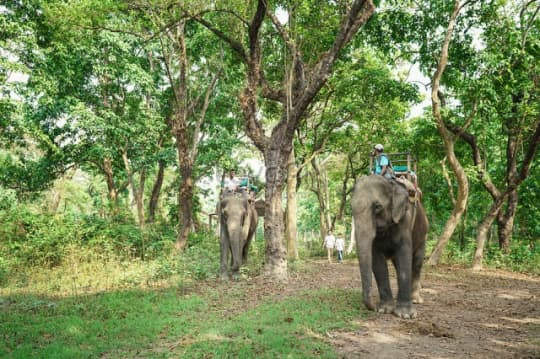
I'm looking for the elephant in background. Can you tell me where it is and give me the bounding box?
[219,192,258,280]
[351,175,428,319]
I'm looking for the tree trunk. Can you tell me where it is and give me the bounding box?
[311,157,332,238]
[176,160,193,251]
[496,112,520,252]
[102,157,118,212]
[148,159,165,223]
[497,190,517,252]
[427,0,470,266]
[347,216,356,255]
[473,193,509,270]
[49,167,77,215]
[335,159,353,224]
[286,148,299,260]
[121,149,146,231]
[263,144,288,281]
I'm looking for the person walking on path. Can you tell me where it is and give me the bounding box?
[335,235,345,263]
[323,231,336,263]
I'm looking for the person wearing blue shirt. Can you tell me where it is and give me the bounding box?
[373,144,393,180]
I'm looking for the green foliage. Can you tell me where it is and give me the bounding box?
[0,205,178,272]
[0,185,17,210]
[428,235,540,275]
[1,0,539,287]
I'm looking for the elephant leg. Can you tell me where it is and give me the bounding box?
[243,229,254,265]
[357,238,376,311]
[230,237,242,281]
[412,245,425,304]
[392,241,416,319]
[242,243,249,265]
[219,238,230,280]
[219,222,231,280]
[372,249,394,313]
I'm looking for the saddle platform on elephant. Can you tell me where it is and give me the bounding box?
[369,151,422,202]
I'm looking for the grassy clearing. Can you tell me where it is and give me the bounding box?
[1,280,367,358]
[0,240,366,358]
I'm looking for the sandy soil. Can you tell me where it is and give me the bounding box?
[214,259,540,359]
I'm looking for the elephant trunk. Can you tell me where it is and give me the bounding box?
[228,226,243,275]
[354,212,376,311]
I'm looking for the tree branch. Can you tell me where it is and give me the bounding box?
[190,13,247,62]
[190,71,221,157]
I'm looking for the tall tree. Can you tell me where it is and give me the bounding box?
[149,15,221,250]
[192,0,376,280]
[469,0,540,262]
[427,0,471,265]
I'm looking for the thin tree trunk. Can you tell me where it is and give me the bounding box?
[335,159,353,224]
[176,160,193,251]
[122,149,145,231]
[473,193,509,270]
[102,157,119,211]
[347,216,356,255]
[496,111,520,251]
[440,156,456,206]
[427,0,470,266]
[497,190,517,251]
[148,159,165,223]
[311,157,331,238]
[286,148,299,260]
[49,167,77,215]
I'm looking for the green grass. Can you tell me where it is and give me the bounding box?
[0,289,206,358]
[1,283,367,358]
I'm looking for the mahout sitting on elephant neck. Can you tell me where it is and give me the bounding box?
[351,174,429,319]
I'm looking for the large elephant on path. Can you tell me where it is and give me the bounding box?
[351,175,428,319]
[219,192,258,280]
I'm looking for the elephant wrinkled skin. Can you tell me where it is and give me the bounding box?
[352,175,428,319]
[219,192,258,280]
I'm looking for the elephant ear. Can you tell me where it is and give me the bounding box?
[391,182,409,224]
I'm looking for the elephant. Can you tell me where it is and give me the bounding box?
[219,191,258,280]
[351,174,428,319]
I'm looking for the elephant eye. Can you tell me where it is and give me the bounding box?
[373,202,383,213]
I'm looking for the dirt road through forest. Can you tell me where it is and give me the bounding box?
[228,260,540,358]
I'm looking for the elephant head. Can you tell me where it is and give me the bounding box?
[351,174,428,318]
[219,192,258,280]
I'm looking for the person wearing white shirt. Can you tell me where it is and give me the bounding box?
[323,231,336,263]
[223,170,241,192]
[335,236,345,263]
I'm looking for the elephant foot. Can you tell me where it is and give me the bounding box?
[363,298,376,311]
[232,273,241,281]
[393,302,417,319]
[377,300,395,314]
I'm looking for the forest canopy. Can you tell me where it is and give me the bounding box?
[0,0,539,288]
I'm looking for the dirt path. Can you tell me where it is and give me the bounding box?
[216,260,539,358]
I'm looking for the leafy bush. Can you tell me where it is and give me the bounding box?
[0,186,17,210]
[429,235,540,274]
